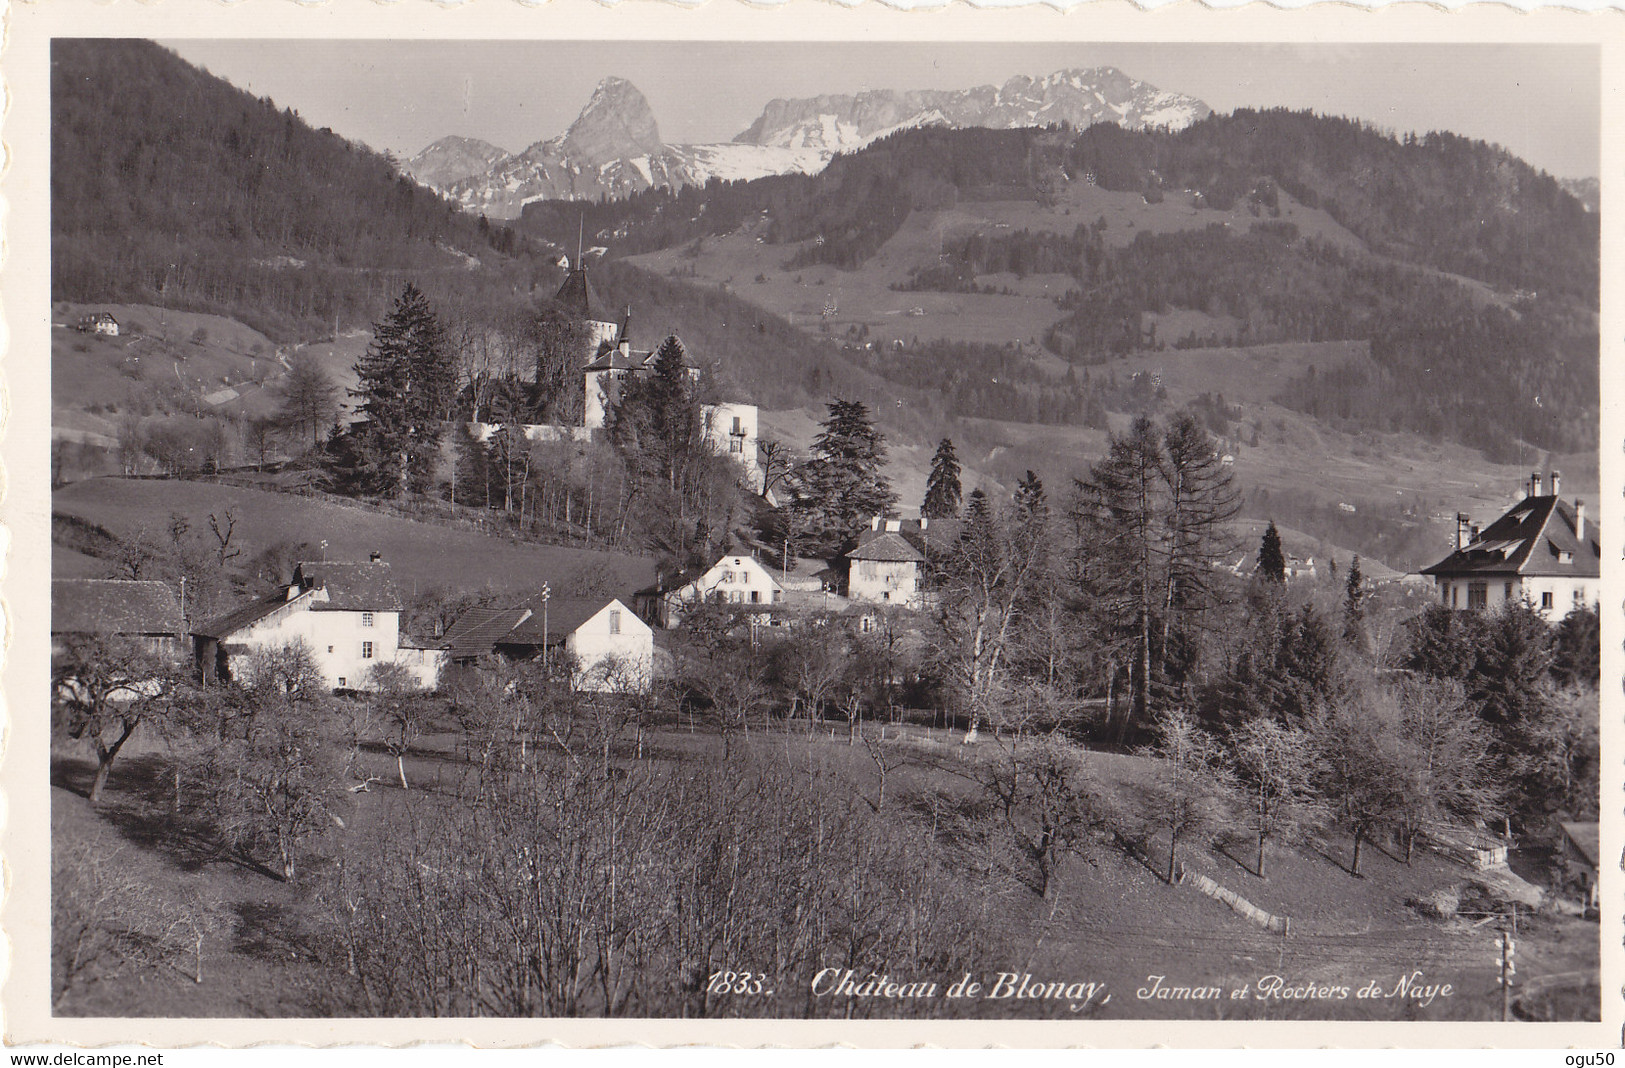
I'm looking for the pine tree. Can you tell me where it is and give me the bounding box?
[1342,554,1367,648]
[922,438,963,519]
[1258,521,1286,583]
[338,283,454,498]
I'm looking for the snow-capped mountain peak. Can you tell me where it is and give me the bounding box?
[404,67,1210,219]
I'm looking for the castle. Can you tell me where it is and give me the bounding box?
[470,263,763,494]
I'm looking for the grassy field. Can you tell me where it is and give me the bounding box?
[50,715,1599,1021]
[52,477,655,604]
[627,186,1368,353]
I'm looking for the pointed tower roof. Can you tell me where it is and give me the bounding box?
[553,267,603,321]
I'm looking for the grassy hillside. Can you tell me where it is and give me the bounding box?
[52,477,655,605]
[53,724,1599,1020]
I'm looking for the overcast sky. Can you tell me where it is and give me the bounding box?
[161,41,1600,179]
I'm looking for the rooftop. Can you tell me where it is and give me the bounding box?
[52,579,186,637]
[292,560,406,611]
[1421,495,1600,580]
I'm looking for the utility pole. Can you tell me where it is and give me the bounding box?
[1498,927,1516,1021]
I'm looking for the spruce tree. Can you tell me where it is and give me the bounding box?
[922,438,963,519]
[339,283,454,497]
[1258,521,1286,583]
[1342,554,1367,647]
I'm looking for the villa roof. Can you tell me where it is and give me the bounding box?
[1421,496,1600,580]
[849,531,926,563]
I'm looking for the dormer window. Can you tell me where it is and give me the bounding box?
[1557,550,1574,564]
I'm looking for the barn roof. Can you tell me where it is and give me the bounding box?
[503,597,621,646]
[292,561,406,611]
[849,531,925,563]
[1562,821,1599,869]
[52,579,185,637]
[441,607,532,659]
[193,590,305,640]
[1421,496,1600,579]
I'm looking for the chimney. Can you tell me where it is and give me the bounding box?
[1575,499,1586,542]
[370,551,382,564]
[1470,523,1480,543]
[1530,472,1543,498]
[1456,512,1471,550]
[1551,470,1562,497]
[871,516,882,531]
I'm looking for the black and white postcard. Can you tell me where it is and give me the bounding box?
[4,0,1618,1049]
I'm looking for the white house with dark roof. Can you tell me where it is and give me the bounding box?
[645,553,785,628]
[1420,471,1600,619]
[847,521,928,608]
[193,555,444,691]
[440,596,653,693]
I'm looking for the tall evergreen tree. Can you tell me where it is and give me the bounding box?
[922,438,963,519]
[338,283,455,497]
[1257,521,1286,583]
[1342,554,1367,647]
[1072,415,1237,740]
[790,399,897,553]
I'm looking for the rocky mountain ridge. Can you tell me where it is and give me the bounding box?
[405,67,1210,218]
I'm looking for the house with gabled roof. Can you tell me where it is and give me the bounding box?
[193,553,444,691]
[52,579,187,659]
[441,595,653,693]
[1420,471,1600,619]
[642,552,785,629]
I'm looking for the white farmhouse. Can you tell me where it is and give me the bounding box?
[439,596,653,693]
[645,553,784,628]
[1420,471,1600,619]
[194,555,444,691]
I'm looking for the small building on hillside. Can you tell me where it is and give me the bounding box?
[76,312,120,336]
[193,554,444,691]
[642,553,785,628]
[1560,820,1599,909]
[440,596,653,693]
[52,579,187,660]
[846,521,927,608]
[1421,472,1599,619]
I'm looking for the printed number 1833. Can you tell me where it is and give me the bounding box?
[708,971,774,997]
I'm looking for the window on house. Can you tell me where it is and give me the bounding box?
[361,611,374,627]
[732,416,742,434]
[609,610,622,635]
[774,590,783,602]
[750,590,761,603]
[1541,591,1554,610]
[860,615,876,633]
[1467,582,1487,610]
[730,439,743,454]
[1504,582,1514,601]
[1451,586,1458,608]
[361,641,374,659]
[327,645,334,653]
[1574,587,1585,603]
[337,677,347,688]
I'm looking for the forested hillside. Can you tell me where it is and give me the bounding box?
[523,114,1597,459]
[51,40,551,341]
